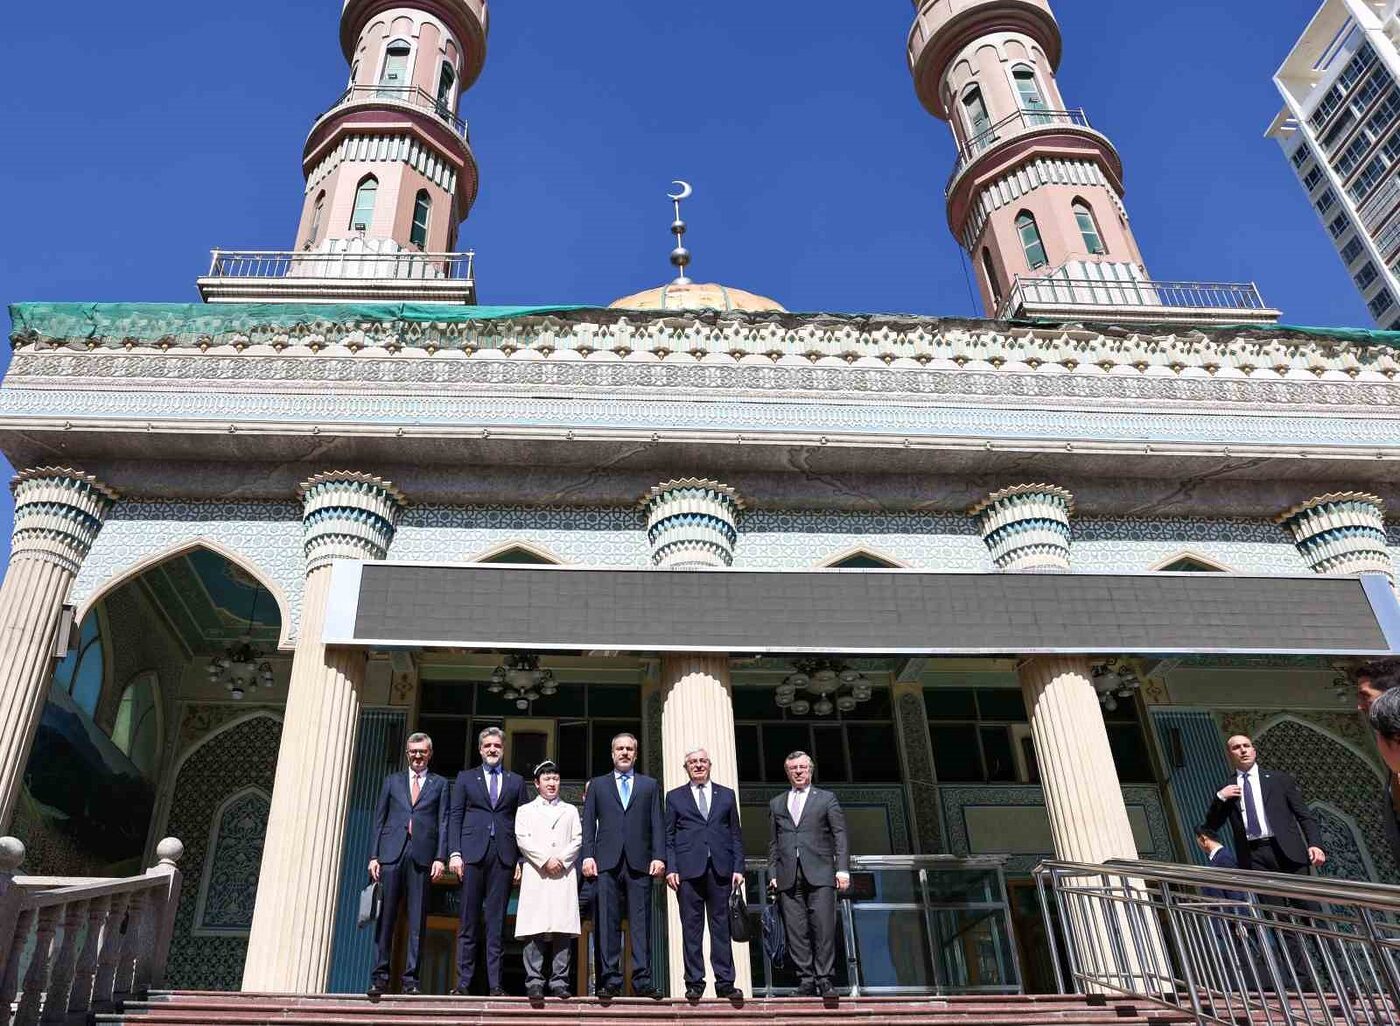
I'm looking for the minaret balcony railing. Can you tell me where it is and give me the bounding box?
[998,274,1280,325]
[947,108,1093,191]
[320,84,470,141]
[197,249,477,304]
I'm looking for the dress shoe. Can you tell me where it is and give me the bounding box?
[596,984,619,999]
[366,980,386,998]
[795,980,817,997]
[634,984,665,1000]
[526,984,545,1000]
[401,984,421,995]
[451,985,471,997]
[685,984,704,1001]
[489,987,508,997]
[549,986,571,999]
[716,983,740,1000]
[817,980,839,998]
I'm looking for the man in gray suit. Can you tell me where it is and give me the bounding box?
[767,750,849,997]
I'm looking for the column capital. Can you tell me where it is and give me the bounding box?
[641,478,745,568]
[10,467,119,573]
[969,483,1074,572]
[1276,492,1391,579]
[297,471,408,573]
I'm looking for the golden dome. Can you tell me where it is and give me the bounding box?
[608,281,786,313]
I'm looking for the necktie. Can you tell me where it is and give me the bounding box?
[1242,772,1263,839]
[790,789,806,825]
[620,773,632,809]
[409,774,420,836]
[697,785,709,819]
[489,768,499,808]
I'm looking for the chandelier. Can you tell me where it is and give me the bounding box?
[777,658,873,717]
[487,654,557,710]
[206,588,273,700]
[1090,658,1141,712]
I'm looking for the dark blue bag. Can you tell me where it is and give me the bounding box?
[762,901,786,968]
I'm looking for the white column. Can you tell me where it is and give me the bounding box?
[642,479,744,568]
[0,468,117,831]
[242,472,406,993]
[1277,492,1392,581]
[969,484,1075,571]
[659,653,752,999]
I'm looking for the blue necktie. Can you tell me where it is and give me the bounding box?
[489,767,499,808]
[620,773,632,809]
[1241,773,1263,839]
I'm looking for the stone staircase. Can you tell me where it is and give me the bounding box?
[97,991,1196,1026]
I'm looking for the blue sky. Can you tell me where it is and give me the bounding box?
[0,0,1362,568]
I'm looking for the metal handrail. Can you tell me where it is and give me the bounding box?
[204,248,476,282]
[948,108,1094,190]
[999,275,1270,318]
[1034,857,1400,1026]
[320,84,469,141]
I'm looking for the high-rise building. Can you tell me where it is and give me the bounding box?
[1269,0,1400,328]
[909,0,1278,323]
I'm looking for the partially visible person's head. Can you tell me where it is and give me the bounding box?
[1369,686,1400,773]
[683,747,711,785]
[1194,826,1222,855]
[478,726,504,766]
[534,761,561,800]
[1354,659,1400,714]
[1225,734,1257,772]
[784,751,814,789]
[406,732,433,770]
[611,733,638,773]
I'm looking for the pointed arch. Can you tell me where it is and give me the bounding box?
[112,669,163,780]
[1071,197,1106,255]
[192,784,272,936]
[74,539,295,652]
[1253,713,1383,777]
[818,546,908,569]
[472,541,566,565]
[349,174,378,232]
[1014,210,1048,269]
[1150,551,1234,573]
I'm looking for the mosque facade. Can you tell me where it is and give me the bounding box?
[0,0,1398,999]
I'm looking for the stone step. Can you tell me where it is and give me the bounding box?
[96,991,1196,1026]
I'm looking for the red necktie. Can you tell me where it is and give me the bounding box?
[409,774,421,835]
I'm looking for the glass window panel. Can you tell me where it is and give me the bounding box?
[736,724,761,781]
[473,685,518,717]
[847,724,900,782]
[410,191,430,247]
[930,724,982,782]
[854,867,920,903]
[851,908,934,990]
[1108,723,1154,783]
[979,726,1017,782]
[419,716,467,778]
[588,685,640,717]
[843,687,891,720]
[545,683,586,717]
[975,689,1027,721]
[926,868,998,904]
[732,687,776,720]
[349,177,377,230]
[419,682,472,715]
[812,725,848,783]
[925,688,977,720]
[71,650,103,716]
[932,908,1018,990]
[762,724,810,782]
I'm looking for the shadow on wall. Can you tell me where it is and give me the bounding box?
[12,686,153,877]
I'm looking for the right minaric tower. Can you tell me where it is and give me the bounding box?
[908,0,1279,324]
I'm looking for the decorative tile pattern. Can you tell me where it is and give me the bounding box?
[72,502,305,643]
[1311,804,1378,884]
[894,690,944,853]
[734,510,987,570]
[194,788,271,934]
[164,714,282,990]
[1073,517,1310,575]
[938,784,1173,874]
[391,505,649,567]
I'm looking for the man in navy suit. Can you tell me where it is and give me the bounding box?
[367,731,448,997]
[448,726,525,996]
[1205,735,1325,875]
[581,731,666,999]
[665,747,745,1001]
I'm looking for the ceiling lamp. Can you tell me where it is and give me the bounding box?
[206,588,274,700]
[777,658,873,717]
[487,653,557,710]
[1090,658,1141,713]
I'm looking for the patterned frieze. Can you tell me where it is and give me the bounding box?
[11,308,1400,384]
[642,479,745,567]
[970,484,1075,571]
[9,467,119,574]
[298,472,408,572]
[1072,517,1313,576]
[1277,493,1392,579]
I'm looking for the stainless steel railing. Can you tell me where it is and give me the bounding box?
[205,249,476,282]
[947,108,1095,190]
[1034,857,1400,1025]
[319,84,469,141]
[999,276,1271,319]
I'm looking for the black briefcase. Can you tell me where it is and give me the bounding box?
[761,902,786,967]
[728,886,751,943]
[356,881,381,929]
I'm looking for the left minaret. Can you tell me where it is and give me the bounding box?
[199,0,487,304]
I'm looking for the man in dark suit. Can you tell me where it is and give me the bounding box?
[447,726,525,996]
[768,750,849,998]
[1194,826,1244,899]
[580,731,666,999]
[367,731,448,997]
[1205,734,1326,875]
[665,746,745,1001]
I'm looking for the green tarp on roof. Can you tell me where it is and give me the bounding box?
[8,302,588,342]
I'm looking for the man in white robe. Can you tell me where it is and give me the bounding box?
[514,760,582,999]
